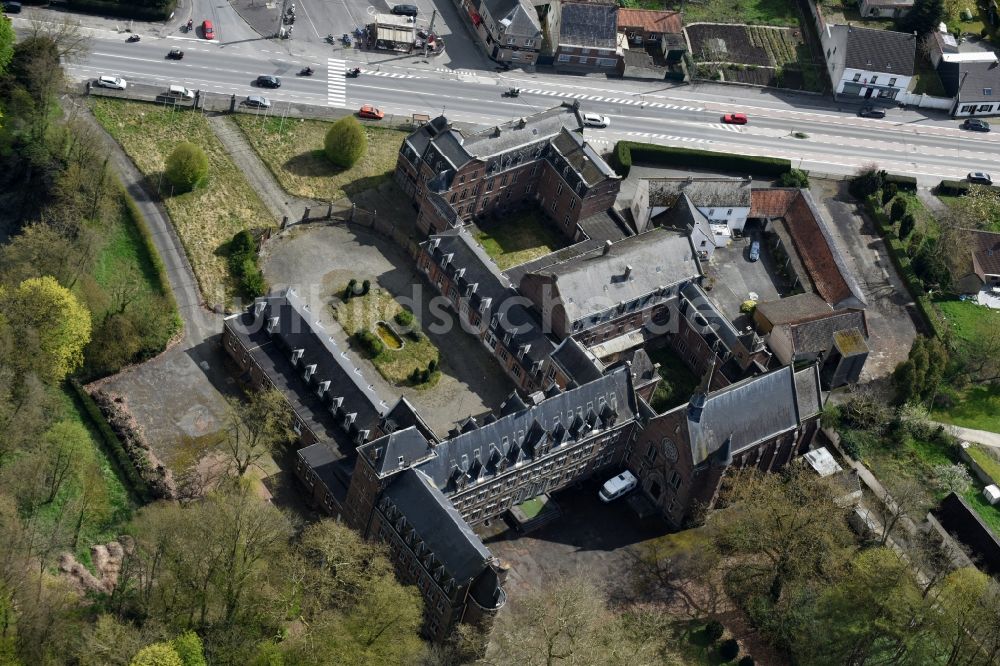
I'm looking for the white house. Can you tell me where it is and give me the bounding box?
[643,176,751,232]
[821,24,916,100]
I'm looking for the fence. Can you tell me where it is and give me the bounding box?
[897,91,955,111]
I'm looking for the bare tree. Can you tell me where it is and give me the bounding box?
[27,17,91,63]
[873,477,928,547]
[223,389,294,477]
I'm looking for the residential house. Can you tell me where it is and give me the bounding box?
[954,228,1000,293]
[547,0,622,72]
[517,228,701,349]
[632,176,753,238]
[616,8,686,60]
[940,58,1000,117]
[395,103,621,237]
[858,0,913,19]
[628,363,823,528]
[750,188,867,310]
[820,24,916,100]
[464,0,543,67]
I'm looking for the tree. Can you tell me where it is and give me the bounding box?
[130,643,183,666]
[899,212,916,239]
[777,169,809,188]
[899,0,946,35]
[40,420,90,503]
[893,336,948,405]
[719,638,739,661]
[324,116,367,168]
[1,276,92,384]
[872,477,927,547]
[164,142,209,193]
[890,197,907,222]
[927,567,1000,665]
[222,389,293,477]
[171,631,207,666]
[0,223,96,289]
[629,527,725,619]
[0,15,14,80]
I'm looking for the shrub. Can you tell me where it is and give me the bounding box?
[357,329,384,356]
[899,213,915,239]
[719,638,740,661]
[890,197,908,222]
[738,658,755,666]
[409,368,421,383]
[850,167,885,199]
[324,116,367,168]
[420,368,430,383]
[361,279,371,295]
[240,262,267,298]
[614,141,633,176]
[164,142,209,193]
[344,278,358,300]
[937,179,970,196]
[839,429,871,459]
[739,299,757,314]
[881,183,898,205]
[777,168,809,188]
[934,463,972,493]
[612,141,790,178]
[704,620,725,643]
[227,230,267,298]
[394,309,414,327]
[428,358,437,373]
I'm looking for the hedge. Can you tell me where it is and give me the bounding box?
[611,141,791,178]
[69,380,153,505]
[884,173,917,192]
[67,0,176,21]
[937,180,970,196]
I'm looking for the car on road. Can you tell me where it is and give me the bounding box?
[202,20,214,40]
[358,105,385,120]
[582,113,610,128]
[968,172,993,185]
[962,118,991,132]
[243,95,271,109]
[96,75,127,90]
[598,471,638,503]
[391,3,418,16]
[748,240,761,262]
[858,105,886,119]
[255,75,281,88]
[166,48,184,59]
[722,112,748,125]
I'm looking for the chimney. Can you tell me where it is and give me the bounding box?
[624,264,633,279]
[603,240,613,255]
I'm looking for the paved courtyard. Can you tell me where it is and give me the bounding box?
[703,225,785,325]
[261,222,513,435]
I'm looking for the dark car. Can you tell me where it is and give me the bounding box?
[963,118,991,132]
[748,240,761,262]
[243,95,271,109]
[858,106,886,119]
[166,48,185,59]
[391,3,418,16]
[2,1,22,13]
[255,75,281,88]
[968,171,993,185]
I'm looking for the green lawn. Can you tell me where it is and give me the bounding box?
[473,211,569,270]
[936,298,1000,346]
[665,0,800,26]
[934,384,1000,433]
[333,286,440,387]
[516,497,545,519]
[231,114,409,202]
[648,346,701,413]
[90,98,273,306]
[962,486,1000,534]
[967,444,1000,483]
[862,433,958,520]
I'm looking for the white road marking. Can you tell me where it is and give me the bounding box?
[328,58,346,107]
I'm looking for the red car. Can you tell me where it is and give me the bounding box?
[722,113,748,125]
[202,20,214,40]
[358,105,385,120]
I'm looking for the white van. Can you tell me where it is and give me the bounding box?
[598,470,638,503]
[165,85,194,100]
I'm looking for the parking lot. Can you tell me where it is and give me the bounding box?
[703,223,785,325]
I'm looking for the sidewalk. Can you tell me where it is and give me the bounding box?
[934,422,1000,449]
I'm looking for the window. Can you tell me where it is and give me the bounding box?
[525,39,534,46]
[700,240,707,247]
[459,175,465,184]
[852,73,861,82]
[961,104,976,112]
[597,58,616,67]
[888,77,897,86]
[556,183,563,196]
[460,189,467,199]
[645,444,657,462]
[450,193,457,203]
[570,198,576,210]
[563,214,570,226]
[669,470,681,489]
[505,189,512,200]
[524,184,531,194]
[481,197,489,210]
[486,179,494,192]
[558,54,571,62]
[870,75,878,83]
[726,209,732,215]
[578,57,589,65]
[985,88,993,96]
[506,37,515,45]
[512,171,519,183]
[530,164,539,176]
[512,364,522,378]
[581,48,591,55]
[979,104,994,112]
[473,183,481,195]
[501,174,508,186]
[550,199,556,212]
[499,348,509,362]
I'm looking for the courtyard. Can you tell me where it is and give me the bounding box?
[260,222,513,435]
[703,226,786,326]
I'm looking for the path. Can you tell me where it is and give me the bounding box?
[934,422,1000,449]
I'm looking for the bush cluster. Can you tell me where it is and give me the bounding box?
[228,230,267,298]
[342,278,371,301]
[394,309,414,328]
[356,329,384,357]
[407,359,438,385]
[611,141,791,178]
[324,116,367,168]
[164,142,209,194]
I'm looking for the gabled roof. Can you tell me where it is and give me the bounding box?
[462,103,584,159]
[750,188,800,218]
[968,228,1000,276]
[647,176,752,210]
[787,309,868,355]
[483,0,541,37]
[793,365,823,419]
[616,8,682,34]
[955,60,1000,102]
[383,468,494,584]
[755,292,832,327]
[560,0,619,48]
[550,129,619,188]
[549,336,606,386]
[359,426,434,477]
[842,25,916,76]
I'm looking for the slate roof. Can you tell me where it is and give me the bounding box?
[788,309,868,355]
[298,443,350,501]
[679,282,756,359]
[423,228,555,369]
[484,0,541,36]
[793,365,823,419]
[617,8,682,34]
[382,396,439,443]
[549,336,606,386]
[755,292,833,327]
[550,130,619,188]
[383,468,495,585]
[647,177,752,209]
[412,366,637,492]
[462,104,583,158]
[359,426,435,478]
[524,228,699,324]
[627,348,657,385]
[559,0,619,49]
[969,228,1000,276]
[843,25,916,76]
[686,365,814,465]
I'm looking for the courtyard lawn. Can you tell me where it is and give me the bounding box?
[861,431,958,520]
[231,114,408,202]
[90,98,273,306]
[472,212,568,270]
[647,346,701,413]
[516,497,546,519]
[333,286,441,387]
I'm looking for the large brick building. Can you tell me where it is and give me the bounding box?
[395,103,621,238]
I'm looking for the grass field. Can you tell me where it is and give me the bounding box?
[934,385,1000,433]
[936,298,1000,349]
[333,287,440,387]
[231,115,408,202]
[90,99,273,306]
[648,346,701,413]
[967,444,1000,483]
[666,0,800,26]
[473,212,568,270]
[93,201,165,298]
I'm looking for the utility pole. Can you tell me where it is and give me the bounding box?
[423,10,437,57]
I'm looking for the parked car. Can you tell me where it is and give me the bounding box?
[391,3,418,16]
[358,104,385,120]
[968,171,993,185]
[96,75,127,90]
[722,112,749,125]
[255,75,281,88]
[164,85,194,100]
[748,240,761,262]
[243,95,271,109]
[599,471,638,503]
[583,113,610,128]
[2,1,22,13]
[962,118,991,132]
[858,105,886,119]
[202,19,214,40]
[166,48,185,59]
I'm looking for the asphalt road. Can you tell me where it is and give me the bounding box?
[15,14,1000,184]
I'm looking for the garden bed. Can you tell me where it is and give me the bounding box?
[671,0,800,25]
[687,24,824,91]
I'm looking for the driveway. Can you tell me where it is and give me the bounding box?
[261,223,512,435]
[809,179,918,380]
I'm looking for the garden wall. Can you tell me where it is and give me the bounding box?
[933,491,1000,575]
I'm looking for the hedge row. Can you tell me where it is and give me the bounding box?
[936,179,1000,196]
[884,173,917,192]
[67,0,176,21]
[69,380,153,505]
[863,196,946,339]
[612,141,791,178]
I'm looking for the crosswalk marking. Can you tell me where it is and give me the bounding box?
[366,71,419,79]
[327,58,346,107]
[516,88,704,112]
